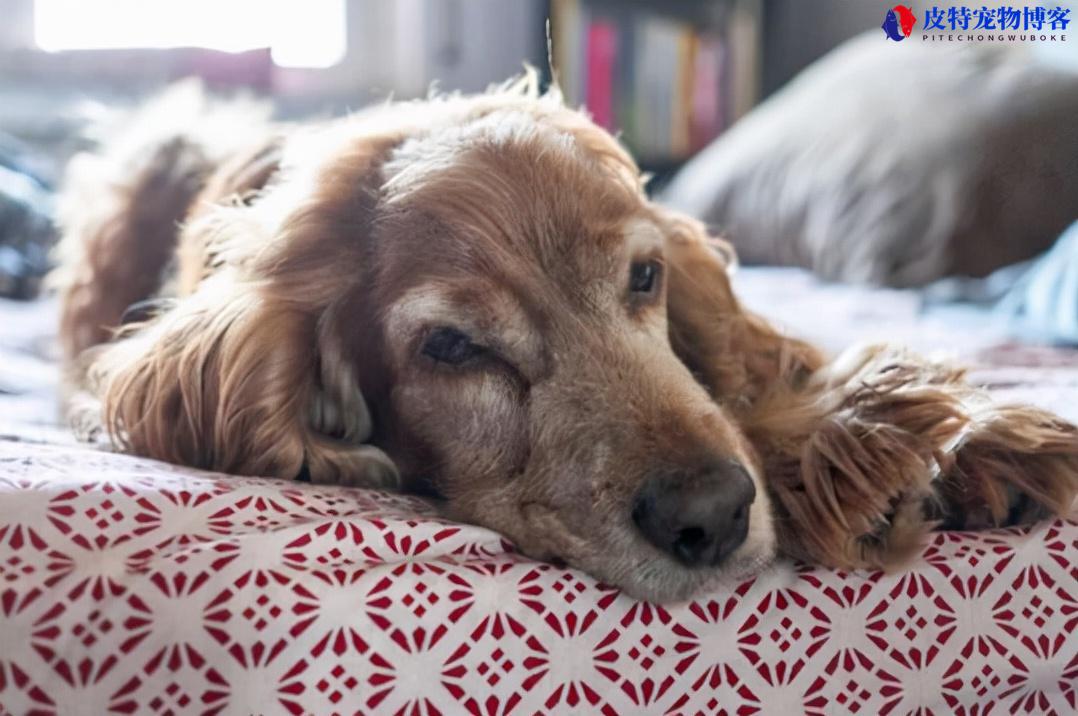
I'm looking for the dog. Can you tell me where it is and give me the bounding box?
[54,76,1078,602]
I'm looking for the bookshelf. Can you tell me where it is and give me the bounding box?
[550,0,762,179]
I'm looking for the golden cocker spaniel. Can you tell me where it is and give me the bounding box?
[54,77,1077,601]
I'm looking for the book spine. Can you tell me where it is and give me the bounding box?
[552,0,582,105]
[585,20,618,131]
[671,29,695,158]
[690,33,724,153]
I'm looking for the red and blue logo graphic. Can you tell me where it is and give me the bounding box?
[882,5,918,40]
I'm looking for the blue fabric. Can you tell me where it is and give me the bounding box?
[995,222,1078,345]
[919,221,1078,345]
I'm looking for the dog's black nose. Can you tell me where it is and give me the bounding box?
[631,460,756,567]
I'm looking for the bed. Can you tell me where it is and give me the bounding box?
[2,269,1075,715]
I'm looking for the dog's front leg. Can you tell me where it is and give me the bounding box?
[749,344,1078,570]
[932,404,1078,530]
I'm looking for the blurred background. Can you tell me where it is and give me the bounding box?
[0,0,887,183]
[1,0,1077,349]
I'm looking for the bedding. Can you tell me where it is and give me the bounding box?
[921,222,1078,346]
[2,271,1076,715]
[0,132,55,300]
[995,224,1078,345]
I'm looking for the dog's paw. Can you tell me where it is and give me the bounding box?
[768,416,940,570]
[759,345,982,569]
[759,348,1077,570]
[303,440,400,489]
[934,405,1078,529]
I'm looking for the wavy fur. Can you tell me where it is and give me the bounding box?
[54,77,1078,600]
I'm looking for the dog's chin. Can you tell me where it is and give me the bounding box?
[588,488,780,603]
[546,527,778,604]
[605,535,778,604]
[517,501,778,604]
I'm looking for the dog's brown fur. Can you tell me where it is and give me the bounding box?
[54,77,1078,601]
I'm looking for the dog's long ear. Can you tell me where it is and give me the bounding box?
[176,135,284,294]
[659,209,824,414]
[85,132,400,487]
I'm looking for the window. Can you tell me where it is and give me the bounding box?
[34,0,347,68]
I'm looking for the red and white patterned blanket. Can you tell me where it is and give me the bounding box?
[1,276,1076,715]
[1,439,1075,715]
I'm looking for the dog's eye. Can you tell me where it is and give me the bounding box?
[629,261,659,293]
[422,327,482,365]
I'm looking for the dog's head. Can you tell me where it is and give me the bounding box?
[102,79,819,601]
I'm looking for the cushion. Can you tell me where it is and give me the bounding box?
[2,290,1076,714]
[660,33,1078,287]
[1,439,1075,715]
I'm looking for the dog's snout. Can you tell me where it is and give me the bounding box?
[631,460,756,567]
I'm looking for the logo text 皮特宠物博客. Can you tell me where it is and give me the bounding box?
[884,5,1070,42]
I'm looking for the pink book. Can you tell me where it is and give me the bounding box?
[586,21,618,132]
[691,35,725,152]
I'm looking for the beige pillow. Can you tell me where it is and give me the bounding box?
[660,34,1078,287]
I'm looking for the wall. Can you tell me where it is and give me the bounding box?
[761,0,881,96]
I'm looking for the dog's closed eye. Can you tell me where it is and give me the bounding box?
[422,327,484,365]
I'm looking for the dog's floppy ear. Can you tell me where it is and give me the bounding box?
[176,135,285,294]
[85,132,400,487]
[659,208,824,413]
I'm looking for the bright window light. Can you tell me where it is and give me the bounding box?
[34,0,347,68]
